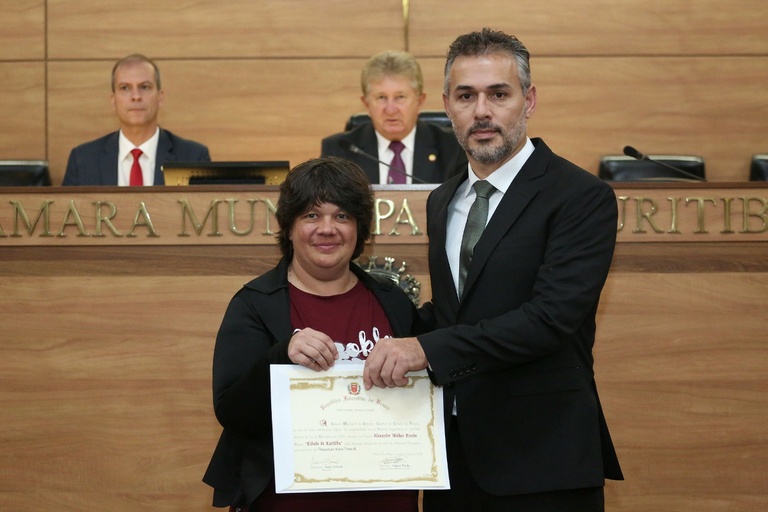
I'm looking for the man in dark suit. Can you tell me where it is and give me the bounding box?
[364,28,623,511]
[63,54,210,186]
[321,50,466,184]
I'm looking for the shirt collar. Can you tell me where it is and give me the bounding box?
[118,127,160,161]
[463,137,535,199]
[375,125,417,156]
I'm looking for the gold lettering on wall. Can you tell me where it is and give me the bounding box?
[631,197,664,234]
[226,199,257,236]
[668,197,681,234]
[127,202,158,238]
[685,197,718,234]
[374,198,422,236]
[374,199,395,236]
[742,196,768,233]
[94,201,123,237]
[59,200,89,237]
[9,200,55,237]
[1,190,767,246]
[261,198,277,235]
[178,199,223,237]
[616,194,768,238]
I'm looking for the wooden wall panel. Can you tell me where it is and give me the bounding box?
[526,56,768,182]
[47,0,405,59]
[49,53,768,183]
[0,274,238,512]
[418,52,768,183]
[7,0,768,184]
[409,0,768,56]
[47,53,768,184]
[595,272,768,511]
[46,58,450,186]
[47,61,123,185]
[0,63,46,159]
[1,249,767,510]
[0,0,45,60]
[1,186,768,510]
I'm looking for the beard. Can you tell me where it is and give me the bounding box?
[453,107,528,166]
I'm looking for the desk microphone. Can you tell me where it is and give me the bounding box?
[623,145,705,182]
[337,139,427,184]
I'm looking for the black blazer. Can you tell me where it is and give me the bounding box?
[419,138,623,496]
[321,120,466,184]
[62,128,210,186]
[203,258,422,507]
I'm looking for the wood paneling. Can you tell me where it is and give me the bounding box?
[1,187,767,511]
[0,62,46,159]
[422,55,768,181]
[46,62,113,184]
[596,272,768,511]
[527,56,768,181]
[0,275,233,511]
[46,58,450,186]
[46,0,405,59]
[0,0,45,60]
[44,54,768,184]
[4,1,768,183]
[409,0,768,56]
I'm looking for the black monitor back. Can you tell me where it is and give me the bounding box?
[162,161,290,186]
[0,160,51,186]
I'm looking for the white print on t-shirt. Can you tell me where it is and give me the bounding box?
[334,327,390,361]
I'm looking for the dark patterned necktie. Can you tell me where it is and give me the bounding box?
[458,180,495,297]
[388,140,406,184]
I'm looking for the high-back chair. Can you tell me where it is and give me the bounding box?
[344,110,452,131]
[599,155,705,182]
[749,154,768,181]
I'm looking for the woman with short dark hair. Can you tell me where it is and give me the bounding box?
[204,157,421,511]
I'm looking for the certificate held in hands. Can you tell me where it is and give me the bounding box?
[270,362,449,493]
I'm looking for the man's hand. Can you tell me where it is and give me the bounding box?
[288,328,338,371]
[363,337,428,389]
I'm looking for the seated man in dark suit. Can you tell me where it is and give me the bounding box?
[321,50,466,184]
[63,54,210,186]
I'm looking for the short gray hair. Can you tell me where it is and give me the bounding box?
[361,50,423,96]
[111,54,162,92]
[443,28,531,95]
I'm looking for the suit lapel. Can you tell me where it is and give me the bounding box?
[353,124,380,183]
[99,132,120,186]
[412,121,438,183]
[155,129,174,185]
[430,174,466,313]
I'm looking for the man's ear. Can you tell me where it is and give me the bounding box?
[524,84,537,119]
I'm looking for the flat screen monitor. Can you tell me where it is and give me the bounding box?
[161,161,290,186]
[0,160,51,186]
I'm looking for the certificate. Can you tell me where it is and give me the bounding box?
[270,362,449,493]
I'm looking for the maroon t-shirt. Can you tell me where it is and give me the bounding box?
[246,280,418,512]
[290,280,394,361]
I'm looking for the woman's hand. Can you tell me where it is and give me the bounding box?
[287,328,339,371]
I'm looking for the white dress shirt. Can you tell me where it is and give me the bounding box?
[374,127,417,184]
[446,138,536,295]
[117,128,160,186]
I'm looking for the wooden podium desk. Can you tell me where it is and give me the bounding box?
[1,183,767,511]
